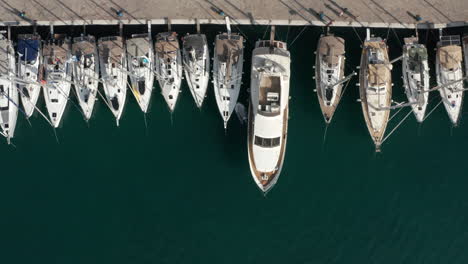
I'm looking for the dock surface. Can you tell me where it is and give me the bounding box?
[0,0,467,28]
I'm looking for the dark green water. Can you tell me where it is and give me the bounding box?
[1,24,468,263]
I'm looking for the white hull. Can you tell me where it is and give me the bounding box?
[72,36,99,120]
[0,36,18,142]
[315,35,345,123]
[18,57,41,118]
[436,57,463,125]
[248,39,290,193]
[43,81,71,128]
[155,32,182,112]
[436,37,464,125]
[42,37,73,128]
[127,36,154,113]
[213,33,244,128]
[402,43,430,123]
[183,34,210,108]
[98,37,127,124]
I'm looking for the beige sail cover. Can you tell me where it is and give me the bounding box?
[318,36,344,65]
[438,46,462,69]
[368,64,389,86]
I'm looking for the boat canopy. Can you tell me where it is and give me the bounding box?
[368,64,389,87]
[438,46,462,70]
[408,47,427,71]
[18,39,39,63]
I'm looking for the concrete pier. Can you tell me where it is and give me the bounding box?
[0,0,466,28]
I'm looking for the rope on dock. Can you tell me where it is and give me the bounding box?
[382,108,413,144]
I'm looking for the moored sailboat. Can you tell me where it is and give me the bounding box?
[155,32,182,112]
[359,29,392,151]
[42,34,72,128]
[98,36,127,125]
[435,34,464,125]
[314,34,347,123]
[248,27,290,194]
[17,34,41,118]
[72,35,99,120]
[182,33,210,108]
[402,36,430,123]
[0,31,18,143]
[127,33,154,113]
[213,17,244,129]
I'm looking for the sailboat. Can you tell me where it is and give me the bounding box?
[155,32,182,112]
[435,33,464,125]
[213,17,244,129]
[72,35,99,120]
[127,33,154,113]
[42,34,72,128]
[247,26,290,194]
[314,34,346,123]
[182,32,210,108]
[359,29,392,151]
[17,34,41,118]
[98,36,127,125]
[402,36,430,123]
[0,31,18,143]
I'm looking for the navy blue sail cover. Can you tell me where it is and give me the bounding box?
[18,39,39,62]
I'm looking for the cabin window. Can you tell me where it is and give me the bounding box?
[0,85,3,93]
[254,136,281,148]
[196,85,200,89]
[52,99,58,103]
[4,124,8,128]
[231,85,234,89]
[52,112,57,117]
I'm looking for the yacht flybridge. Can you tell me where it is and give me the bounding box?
[359,29,392,151]
[72,35,99,120]
[127,32,154,113]
[17,34,41,118]
[155,32,182,112]
[248,27,290,194]
[314,34,346,123]
[182,32,210,108]
[42,34,72,128]
[98,36,127,125]
[0,31,18,144]
[436,34,464,125]
[402,37,430,123]
[213,17,244,129]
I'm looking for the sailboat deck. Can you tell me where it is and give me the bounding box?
[43,42,69,64]
[127,37,150,58]
[215,34,243,63]
[438,46,462,70]
[155,32,179,60]
[318,36,345,66]
[98,37,124,64]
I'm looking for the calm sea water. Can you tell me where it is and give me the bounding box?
[1,24,468,263]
